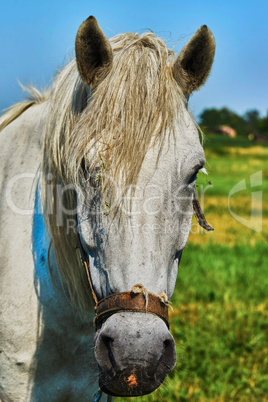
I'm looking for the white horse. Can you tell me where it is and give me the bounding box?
[0,16,215,401]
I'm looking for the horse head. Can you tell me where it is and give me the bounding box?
[43,16,215,397]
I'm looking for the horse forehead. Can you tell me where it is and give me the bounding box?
[137,128,204,185]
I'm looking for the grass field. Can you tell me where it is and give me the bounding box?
[116,135,268,401]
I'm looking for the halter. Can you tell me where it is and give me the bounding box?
[76,235,170,329]
[77,187,213,329]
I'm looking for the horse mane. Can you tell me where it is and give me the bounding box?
[0,84,50,132]
[42,32,189,310]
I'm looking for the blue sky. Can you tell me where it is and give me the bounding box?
[1,0,267,119]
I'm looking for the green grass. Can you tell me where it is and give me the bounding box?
[171,243,267,401]
[203,133,268,149]
[116,135,268,401]
[199,134,268,199]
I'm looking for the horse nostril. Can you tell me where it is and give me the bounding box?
[164,339,172,348]
[99,334,117,373]
[158,337,177,372]
[102,335,113,348]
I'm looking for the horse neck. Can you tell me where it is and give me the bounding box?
[30,186,105,399]
[33,186,95,322]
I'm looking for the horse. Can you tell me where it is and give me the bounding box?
[0,16,215,401]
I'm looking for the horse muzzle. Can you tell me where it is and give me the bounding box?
[77,231,177,396]
[94,311,176,396]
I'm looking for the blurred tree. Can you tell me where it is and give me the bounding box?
[199,107,268,137]
[244,109,260,133]
[199,107,246,136]
[257,111,268,136]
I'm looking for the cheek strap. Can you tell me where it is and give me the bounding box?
[193,187,214,231]
[76,234,169,328]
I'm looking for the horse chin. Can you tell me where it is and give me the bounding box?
[98,367,165,396]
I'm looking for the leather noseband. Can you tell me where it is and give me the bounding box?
[94,288,169,328]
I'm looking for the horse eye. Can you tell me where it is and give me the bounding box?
[188,165,204,185]
[80,158,100,188]
[189,173,197,184]
[81,157,89,180]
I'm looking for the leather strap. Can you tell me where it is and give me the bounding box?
[94,290,169,328]
[76,232,98,305]
[193,187,214,231]
[76,234,170,328]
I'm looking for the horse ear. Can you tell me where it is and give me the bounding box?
[173,25,215,95]
[75,16,113,86]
